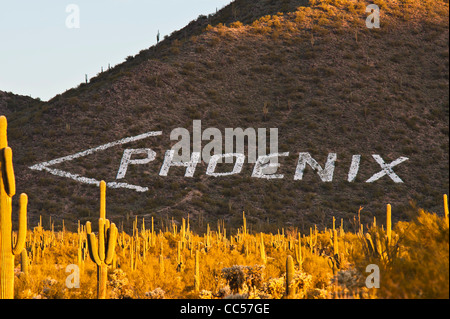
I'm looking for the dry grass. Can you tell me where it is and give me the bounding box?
[12,199,449,299]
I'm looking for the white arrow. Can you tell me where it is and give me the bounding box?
[29,131,162,192]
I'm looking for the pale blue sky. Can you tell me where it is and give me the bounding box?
[0,0,232,101]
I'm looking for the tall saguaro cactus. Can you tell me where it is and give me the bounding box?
[444,194,449,227]
[386,204,392,244]
[0,116,28,299]
[86,181,118,299]
[259,233,266,264]
[285,255,295,299]
[194,250,200,292]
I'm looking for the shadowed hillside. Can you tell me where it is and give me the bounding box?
[0,90,40,115]
[3,0,449,233]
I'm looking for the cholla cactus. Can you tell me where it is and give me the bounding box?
[86,181,118,299]
[261,276,285,299]
[222,265,264,294]
[0,116,28,299]
[108,269,133,299]
[290,271,313,298]
[145,287,165,299]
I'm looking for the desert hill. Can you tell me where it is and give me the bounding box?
[0,90,40,115]
[3,0,449,233]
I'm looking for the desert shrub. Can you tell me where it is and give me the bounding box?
[353,210,449,298]
[221,265,265,293]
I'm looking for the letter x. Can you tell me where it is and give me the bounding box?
[366,155,409,183]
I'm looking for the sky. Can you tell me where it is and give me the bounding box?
[0,0,232,101]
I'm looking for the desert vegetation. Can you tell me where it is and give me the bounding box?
[2,115,449,299]
[6,192,450,300]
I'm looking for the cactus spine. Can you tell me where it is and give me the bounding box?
[0,116,28,299]
[86,181,118,299]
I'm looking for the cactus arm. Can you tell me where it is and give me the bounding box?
[85,181,117,298]
[12,194,27,255]
[286,255,295,298]
[105,219,110,230]
[87,232,102,266]
[86,221,92,234]
[98,218,105,262]
[0,116,7,148]
[104,224,117,265]
[100,181,106,220]
[2,147,15,197]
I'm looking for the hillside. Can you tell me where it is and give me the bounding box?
[0,90,40,115]
[3,0,449,233]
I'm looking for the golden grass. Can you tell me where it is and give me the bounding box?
[11,200,449,299]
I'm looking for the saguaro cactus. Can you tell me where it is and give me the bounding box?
[86,181,118,299]
[194,250,200,292]
[0,116,28,299]
[159,241,165,276]
[176,241,183,272]
[294,233,303,270]
[242,211,247,236]
[285,255,295,298]
[386,204,392,244]
[444,194,449,227]
[260,233,266,264]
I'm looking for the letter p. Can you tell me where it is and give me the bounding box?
[116,149,156,180]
